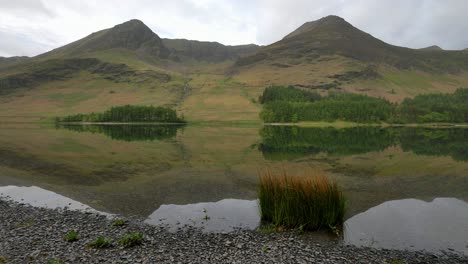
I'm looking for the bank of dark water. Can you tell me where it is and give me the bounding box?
[0,200,465,264]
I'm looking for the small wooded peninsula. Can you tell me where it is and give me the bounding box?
[57,105,185,124]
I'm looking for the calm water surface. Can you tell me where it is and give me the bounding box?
[0,124,467,254]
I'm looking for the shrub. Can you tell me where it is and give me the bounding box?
[64,230,78,242]
[258,172,345,231]
[118,232,143,248]
[47,260,64,264]
[111,219,126,226]
[88,237,112,249]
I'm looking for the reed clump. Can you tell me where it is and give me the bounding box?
[258,171,345,231]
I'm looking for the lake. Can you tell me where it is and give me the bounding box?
[0,123,467,255]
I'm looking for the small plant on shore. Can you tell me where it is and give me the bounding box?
[88,237,112,249]
[0,256,7,264]
[64,230,78,242]
[118,232,143,248]
[202,208,210,221]
[297,224,305,235]
[390,260,404,264]
[261,245,270,253]
[258,171,345,232]
[47,259,64,264]
[111,219,126,227]
[257,224,277,235]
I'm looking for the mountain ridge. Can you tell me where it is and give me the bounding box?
[162,38,260,62]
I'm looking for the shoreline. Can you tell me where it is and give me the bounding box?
[0,199,465,263]
[266,121,468,128]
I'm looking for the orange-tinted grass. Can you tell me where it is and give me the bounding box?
[258,171,345,231]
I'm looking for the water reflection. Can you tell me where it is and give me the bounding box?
[0,185,104,214]
[259,126,394,160]
[145,199,260,233]
[259,126,468,161]
[58,124,184,141]
[0,125,467,254]
[344,198,468,255]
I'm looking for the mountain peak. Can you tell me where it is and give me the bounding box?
[320,15,347,23]
[112,19,147,32]
[284,15,351,39]
[103,19,162,50]
[122,19,144,25]
[420,45,443,51]
[43,19,169,58]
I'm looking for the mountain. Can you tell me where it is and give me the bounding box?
[419,45,443,51]
[236,15,468,73]
[1,16,468,123]
[41,19,169,59]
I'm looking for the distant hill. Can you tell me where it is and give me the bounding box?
[163,39,259,62]
[0,56,29,68]
[419,45,443,51]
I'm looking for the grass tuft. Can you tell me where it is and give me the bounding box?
[47,259,64,264]
[64,230,78,242]
[111,219,126,227]
[118,232,143,248]
[258,171,345,232]
[88,237,112,249]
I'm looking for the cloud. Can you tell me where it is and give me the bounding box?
[0,0,54,17]
[254,0,468,50]
[0,0,467,57]
[0,29,51,57]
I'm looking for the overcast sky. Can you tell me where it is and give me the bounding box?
[1,0,467,57]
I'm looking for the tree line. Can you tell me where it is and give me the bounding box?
[396,88,468,123]
[259,86,468,123]
[58,105,185,123]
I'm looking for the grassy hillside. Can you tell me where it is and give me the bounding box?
[1,16,468,122]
